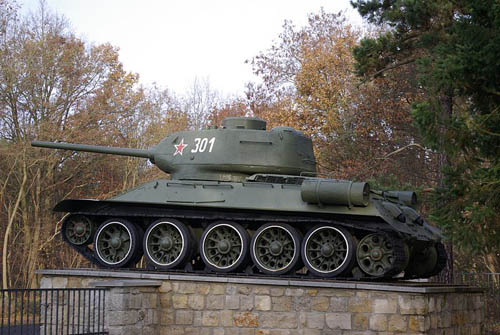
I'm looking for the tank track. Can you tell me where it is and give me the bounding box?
[403,241,448,280]
[61,205,418,280]
[381,233,408,278]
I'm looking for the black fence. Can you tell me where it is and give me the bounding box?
[0,288,107,335]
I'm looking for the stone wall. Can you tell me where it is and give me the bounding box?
[38,269,484,335]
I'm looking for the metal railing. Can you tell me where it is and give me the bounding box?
[0,288,107,335]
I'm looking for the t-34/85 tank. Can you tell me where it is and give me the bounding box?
[32,117,446,280]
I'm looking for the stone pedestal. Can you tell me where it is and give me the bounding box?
[37,269,484,335]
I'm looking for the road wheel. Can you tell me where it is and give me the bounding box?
[251,223,302,275]
[143,218,194,270]
[356,233,407,278]
[62,215,95,246]
[302,225,355,277]
[93,218,139,268]
[200,221,249,273]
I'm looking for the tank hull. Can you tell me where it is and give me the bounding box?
[56,178,445,280]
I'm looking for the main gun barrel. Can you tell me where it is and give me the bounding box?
[31,141,154,159]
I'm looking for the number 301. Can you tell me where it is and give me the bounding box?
[191,137,216,153]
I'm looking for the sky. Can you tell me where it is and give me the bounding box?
[20,0,363,96]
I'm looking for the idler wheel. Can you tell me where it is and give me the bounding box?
[302,225,356,277]
[200,221,249,273]
[356,233,407,278]
[62,215,95,246]
[251,223,302,275]
[405,242,447,279]
[94,218,141,268]
[143,219,194,270]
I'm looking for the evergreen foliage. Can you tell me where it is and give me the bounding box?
[352,0,500,271]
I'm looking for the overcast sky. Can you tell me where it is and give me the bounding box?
[20,0,363,96]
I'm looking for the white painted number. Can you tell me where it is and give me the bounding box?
[191,137,216,153]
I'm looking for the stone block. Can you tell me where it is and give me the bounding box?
[159,281,172,293]
[213,328,225,335]
[311,296,329,312]
[256,330,292,335]
[145,309,158,326]
[388,314,407,332]
[221,310,233,327]
[108,310,140,326]
[270,288,285,296]
[303,330,321,335]
[241,295,254,311]
[160,293,172,309]
[272,296,293,312]
[239,329,256,335]
[255,295,271,311]
[193,311,202,326]
[285,288,305,296]
[226,284,237,295]
[207,295,225,310]
[142,293,158,309]
[175,282,197,294]
[254,286,270,295]
[40,277,52,289]
[128,293,143,309]
[175,310,194,325]
[172,294,188,309]
[108,293,127,311]
[325,312,351,330]
[369,314,387,331]
[184,327,201,335]
[305,289,318,297]
[52,277,68,288]
[202,311,220,326]
[226,295,240,309]
[428,296,436,313]
[305,312,325,329]
[160,310,174,326]
[197,283,211,295]
[67,277,83,288]
[234,312,259,327]
[210,283,226,295]
[293,296,311,312]
[348,297,373,313]
[108,326,141,335]
[260,312,298,328]
[329,297,347,312]
[408,315,427,332]
[373,298,397,314]
[352,313,369,329]
[160,326,185,335]
[399,295,428,315]
[238,285,252,295]
[188,294,205,310]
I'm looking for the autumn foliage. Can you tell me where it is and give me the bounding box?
[1,0,496,288]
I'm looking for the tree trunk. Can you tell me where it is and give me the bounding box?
[437,91,454,284]
[2,159,27,289]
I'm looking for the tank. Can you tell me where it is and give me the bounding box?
[32,116,447,280]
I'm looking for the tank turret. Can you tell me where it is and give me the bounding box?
[32,117,316,182]
[32,116,446,280]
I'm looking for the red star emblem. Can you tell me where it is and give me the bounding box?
[173,138,188,156]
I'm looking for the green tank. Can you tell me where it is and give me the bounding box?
[32,117,446,279]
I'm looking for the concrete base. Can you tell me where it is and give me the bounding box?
[37,269,485,335]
